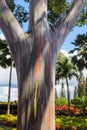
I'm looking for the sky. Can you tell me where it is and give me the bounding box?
[0,0,87,101]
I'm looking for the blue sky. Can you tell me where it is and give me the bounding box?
[0,0,87,101]
[61,25,87,51]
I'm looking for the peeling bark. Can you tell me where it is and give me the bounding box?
[0,0,86,130]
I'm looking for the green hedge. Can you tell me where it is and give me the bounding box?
[0,104,17,115]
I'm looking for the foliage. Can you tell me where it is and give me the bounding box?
[48,0,87,26]
[14,5,28,27]
[76,3,87,26]
[0,125,16,130]
[0,104,17,115]
[71,96,87,109]
[6,0,29,28]
[0,39,12,68]
[6,0,87,27]
[55,52,77,115]
[55,104,81,116]
[48,0,70,25]
[55,88,58,99]
[10,101,18,105]
[56,52,77,81]
[69,33,87,71]
[78,76,87,97]
[55,116,87,127]
[6,0,15,12]
[55,98,67,106]
[0,114,17,127]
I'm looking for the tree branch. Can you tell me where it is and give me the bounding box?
[54,0,86,52]
[0,0,23,54]
[28,0,48,33]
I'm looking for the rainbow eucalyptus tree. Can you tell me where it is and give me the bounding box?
[0,0,85,130]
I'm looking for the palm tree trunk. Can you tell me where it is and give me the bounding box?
[66,77,70,115]
[7,62,12,114]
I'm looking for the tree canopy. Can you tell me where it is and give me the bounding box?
[69,33,87,71]
[5,0,87,28]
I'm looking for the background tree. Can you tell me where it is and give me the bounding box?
[56,52,77,115]
[70,33,87,71]
[0,39,13,114]
[0,0,85,130]
[70,33,87,98]
[78,74,86,97]
[55,88,58,99]
[60,82,66,98]
[85,77,87,96]
[73,86,78,99]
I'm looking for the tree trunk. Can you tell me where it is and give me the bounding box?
[7,62,12,114]
[0,0,85,130]
[17,32,55,130]
[66,77,70,115]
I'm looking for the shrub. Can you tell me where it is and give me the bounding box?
[55,98,68,106]
[55,105,81,116]
[0,114,17,127]
[0,104,17,115]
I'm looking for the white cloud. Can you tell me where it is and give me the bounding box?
[0,33,5,40]
[60,50,69,57]
[55,84,75,99]
[83,69,87,77]
[0,86,18,101]
[0,67,17,84]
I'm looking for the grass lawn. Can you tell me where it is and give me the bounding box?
[56,116,87,126]
[0,125,16,130]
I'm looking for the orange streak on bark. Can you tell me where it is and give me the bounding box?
[47,107,51,129]
[34,37,42,79]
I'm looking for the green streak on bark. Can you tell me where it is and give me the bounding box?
[34,81,38,119]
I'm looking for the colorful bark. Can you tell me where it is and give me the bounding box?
[34,37,42,80]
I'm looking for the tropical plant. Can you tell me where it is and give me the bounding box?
[70,33,87,71]
[69,33,87,98]
[55,88,58,99]
[56,52,77,115]
[73,86,78,99]
[0,39,13,114]
[55,97,67,106]
[71,96,87,115]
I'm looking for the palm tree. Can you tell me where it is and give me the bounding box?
[73,86,78,99]
[55,88,58,99]
[56,52,77,115]
[69,33,87,71]
[69,33,87,98]
[0,39,14,114]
